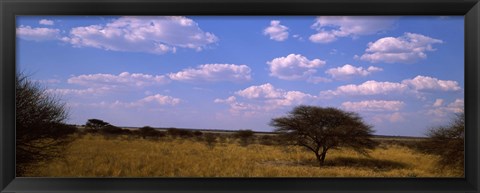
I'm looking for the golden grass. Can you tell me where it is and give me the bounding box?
[24,134,463,177]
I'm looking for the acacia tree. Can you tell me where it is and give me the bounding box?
[423,112,464,168]
[85,119,111,130]
[270,105,378,166]
[16,74,76,175]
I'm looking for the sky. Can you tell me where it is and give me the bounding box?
[16,16,464,136]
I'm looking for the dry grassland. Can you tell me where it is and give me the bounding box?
[24,134,462,177]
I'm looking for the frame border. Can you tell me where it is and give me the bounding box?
[1,0,479,192]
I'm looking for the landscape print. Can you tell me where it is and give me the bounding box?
[16,16,464,177]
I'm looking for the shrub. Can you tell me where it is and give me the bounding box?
[422,113,464,169]
[167,128,194,138]
[16,74,76,176]
[235,130,254,146]
[204,133,217,148]
[139,126,164,139]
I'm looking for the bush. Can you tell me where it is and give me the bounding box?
[193,130,203,137]
[422,113,464,169]
[167,128,194,138]
[16,74,76,176]
[259,135,277,146]
[204,133,217,148]
[139,126,164,139]
[235,130,254,146]
[101,125,124,135]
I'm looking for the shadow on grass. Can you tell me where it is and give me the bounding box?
[300,157,409,171]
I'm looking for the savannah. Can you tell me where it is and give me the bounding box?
[17,74,464,177]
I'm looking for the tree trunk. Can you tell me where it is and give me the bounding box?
[314,151,326,166]
[320,151,327,165]
[315,149,328,166]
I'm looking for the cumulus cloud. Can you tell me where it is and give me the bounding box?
[267,54,326,81]
[321,76,461,97]
[92,94,181,109]
[46,88,105,96]
[37,79,61,84]
[39,19,54,25]
[306,76,332,84]
[263,20,289,41]
[216,83,318,114]
[68,72,170,91]
[372,112,405,123]
[292,34,304,41]
[342,100,405,112]
[137,94,181,106]
[309,16,396,43]
[447,99,465,113]
[433,98,444,107]
[168,64,252,82]
[359,32,443,63]
[62,16,218,54]
[266,91,317,108]
[428,98,464,117]
[235,83,282,99]
[214,96,237,104]
[321,80,407,96]
[325,64,382,79]
[16,26,60,41]
[402,75,461,91]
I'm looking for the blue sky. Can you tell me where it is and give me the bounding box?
[16,16,464,136]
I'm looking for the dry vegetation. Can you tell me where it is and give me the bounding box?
[23,133,462,177]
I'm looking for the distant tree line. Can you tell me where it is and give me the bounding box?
[81,119,277,148]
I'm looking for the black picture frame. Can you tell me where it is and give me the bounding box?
[1,0,479,192]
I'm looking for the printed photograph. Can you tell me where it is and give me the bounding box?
[16,16,464,177]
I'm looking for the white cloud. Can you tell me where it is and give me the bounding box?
[325,64,382,79]
[37,79,61,84]
[263,20,289,41]
[306,76,332,84]
[68,72,170,91]
[321,80,407,96]
[46,87,107,96]
[168,64,252,82]
[137,94,181,106]
[91,94,181,109]
[402,75,461,91]
[216,83,318,114]
[428,98,464,117]
[359,32,443,63]
[214,96,237,104]
[235,83,282,99]
[16,25,60,41]
[39,19,54,25]
[372,112,405,123]
[266,91,317,108]
[433,98,444,107]
[447,99,464,113]
[309,31,337,43]
[321,76,461,97]
[63,16,218,54]
[309,16,396,43]
[342,100,405,112]
[267,54,326,81]
[214,95,263,115]
[292,34,304,41]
